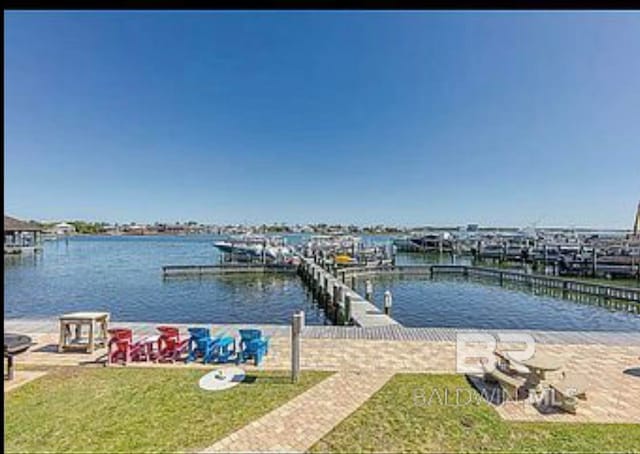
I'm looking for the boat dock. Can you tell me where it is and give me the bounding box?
[161,257,639,326]
[297,257,400,327]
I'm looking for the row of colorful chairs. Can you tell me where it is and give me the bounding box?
[107,326,269,366]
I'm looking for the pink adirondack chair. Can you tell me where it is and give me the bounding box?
[107,328,146,365]
[156,326,189,363]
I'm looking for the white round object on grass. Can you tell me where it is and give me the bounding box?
[198,367,246,391]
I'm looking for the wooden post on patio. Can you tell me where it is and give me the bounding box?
[291,310,304,383]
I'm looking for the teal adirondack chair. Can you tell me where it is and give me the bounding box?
[236,329,269,366]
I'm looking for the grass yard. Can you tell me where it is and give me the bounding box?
[5,366,329,453]
[311,374,640,453]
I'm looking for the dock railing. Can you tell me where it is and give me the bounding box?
[339,264,640,309]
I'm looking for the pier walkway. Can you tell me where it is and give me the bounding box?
[297,257,399,328]
[6,318,640,346]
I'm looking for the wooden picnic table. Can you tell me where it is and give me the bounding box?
[58,312,110,353]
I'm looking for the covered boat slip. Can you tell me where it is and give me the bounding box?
[4,215,44,255]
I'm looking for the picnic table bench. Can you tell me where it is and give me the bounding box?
[482,362,528,400]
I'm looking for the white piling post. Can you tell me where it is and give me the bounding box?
[384,290,393,316]
[365,279,373,301]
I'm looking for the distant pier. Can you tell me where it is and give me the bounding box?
[162,263,297,277]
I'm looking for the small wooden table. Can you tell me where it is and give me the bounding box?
[58,312,110,353]
[141,335,161,362]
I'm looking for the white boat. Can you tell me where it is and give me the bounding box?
[213,234,293,261]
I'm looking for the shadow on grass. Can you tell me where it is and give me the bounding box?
[240,374,294,386]
[466,374,507,405]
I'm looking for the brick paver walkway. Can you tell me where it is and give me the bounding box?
[200,371,394,453]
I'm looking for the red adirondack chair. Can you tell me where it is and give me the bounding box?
[156,326,189,363]
[107,328,146,365]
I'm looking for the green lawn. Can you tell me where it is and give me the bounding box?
[5,366,329,453]
[311,374,640,453]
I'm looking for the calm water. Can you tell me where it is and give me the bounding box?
[5,235,640,331]
[4,235,327,325]
[365,275,640,331]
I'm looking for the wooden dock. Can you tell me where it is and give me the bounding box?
[336,264,640,314]
[161,260,639,325]
[162,263,297,277]
[297,257,400,327]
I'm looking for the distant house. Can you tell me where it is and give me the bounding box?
[122,224,146,235]
[4,215,44,254]
[164,224,187,234]
[102,224,121,235]
[54,222,76,236]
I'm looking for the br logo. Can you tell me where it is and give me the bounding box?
[455,332,535,374]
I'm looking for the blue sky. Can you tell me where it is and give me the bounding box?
[4,11,640,228]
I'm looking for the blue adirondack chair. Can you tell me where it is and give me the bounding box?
[187,327,237,364]
[236,329,269,366]
[211,335,236,363]
[186,327,218,364]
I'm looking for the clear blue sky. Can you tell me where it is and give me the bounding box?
[5,11,640,228]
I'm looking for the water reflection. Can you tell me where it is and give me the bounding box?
[4,253,43,268]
